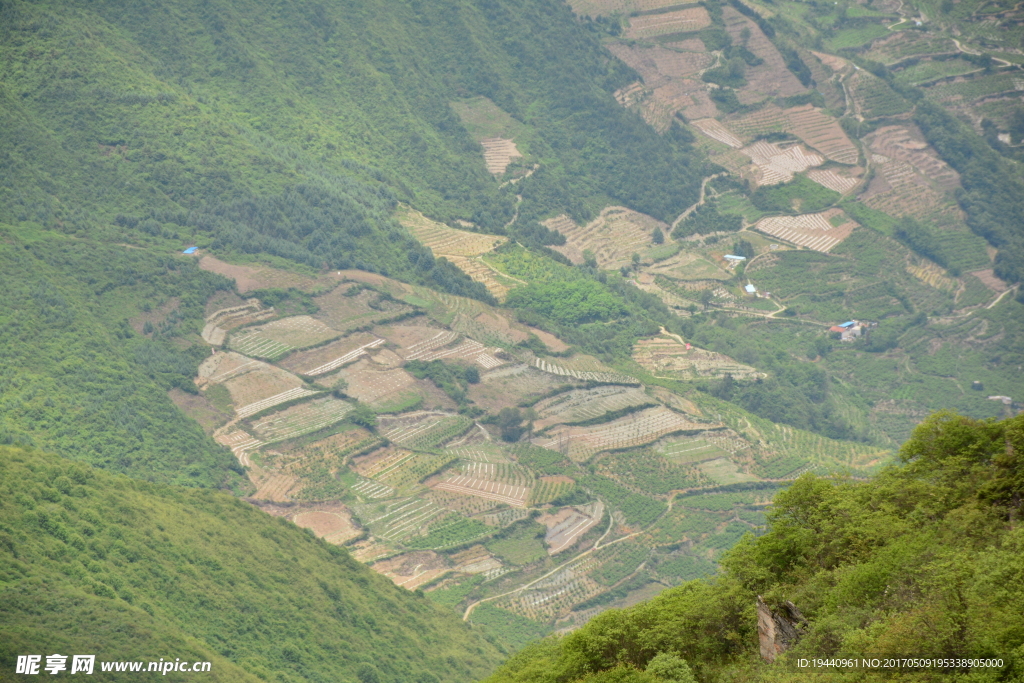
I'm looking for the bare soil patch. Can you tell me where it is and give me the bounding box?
[278,333,383,377]
[371,551,451,590]
[624,7,711,39]
[198,255,326,293]
[293,509,362,544]
[168,387,230,435]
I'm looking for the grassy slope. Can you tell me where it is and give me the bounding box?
[0,446,505,683]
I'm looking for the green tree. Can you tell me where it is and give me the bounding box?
[498,408,525,442]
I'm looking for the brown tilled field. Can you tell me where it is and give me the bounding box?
[247,397,355,444]
[197,254,327,293]
[197,351,309,413]
[338,359,418,405]
[538,501,605,555]
[632,335,762,380]
[753,209,858,252]
[806,167,862,194]
[723,7,807,104]
[606,44,718,130]
[549,207,666,268]
[293,510,361,544]
[624,7,711,39]
[726,104,790,138]
[444,255,517,300]
[277,332,384,377]
[784,105,859,165]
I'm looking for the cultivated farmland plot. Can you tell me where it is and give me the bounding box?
[400,331,506,369]
[698,457,761,485]
[658,437,732,464]
[726,104,791,139]
[784,105,859,165]
[201,299,275,346]
[363,497,447,542]
[214,429,264,468]
[198,351,314,418]
[548,206,667,269]
[431,474,531,508]
[444,444,513,464]
[568,0,684,15]
[339,359,418,405]
[398,207,508,257]
[356,447,457,490]
[292,509,362,545]
[497,557,605,620]
[691,118,746,149]
[379,412,475,451]
[722,8,808,104]
[228,315,341,360]
[861,154,965,228]
[539,501,605,555]
[806,168,861,194]
[310,285,412,333]
[533,386,654,430]
[278,334,385,377]
[633,335,762,380]
[753,209,858,253]
[480,138,523,176]
[450,546,504,575]
[624,7,712,39]
[371,550,452,590]
[740,141,824,187]
[530,476,576,506]
[444,255,518,301]
[529,352,638,384]
[536,407,707,461]
[247,397,354,444]
[865,125,960,191]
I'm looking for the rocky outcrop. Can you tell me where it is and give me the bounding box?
[757,596,806,663]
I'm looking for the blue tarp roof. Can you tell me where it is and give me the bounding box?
[723,254,746,260]
[840,321,856,328]
[744,284,757,293]
[182,247,198,254]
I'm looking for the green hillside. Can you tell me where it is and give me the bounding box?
[0,446,505,683]
[479,412,1024,683]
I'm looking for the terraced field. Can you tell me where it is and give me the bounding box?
[340,361,418,405]
[365,498,448,542]
[722,7,808,104]
[568,0,685,15]
[533,386,654,430]
[753,209,857,252]
[279,335,385,377]
[432,474,531,507]
[379,412,475,451]
[806,168,861,194]
[740,141,823,187]
[198,351,315,418]
[633,335,762,380]
[691,118,745,149]
[292,509,361,544]
[480,138,522,175]
[548,207,666,269]
[356,448,458,490]
[538,501,604,554]
[201,299,275,346]
[866,125,960,191]
[399,207,508,257]
[536,406,706,461]
[624,6,711,39]
[228,315,341,360]
[726,105,790,139]
[533,356,638,384]
[658,437,733,464]
[248,397,355,443]
[784,105,859,165]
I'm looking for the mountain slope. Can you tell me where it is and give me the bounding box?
[0,446,505,683]
[479,412,1024,683]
